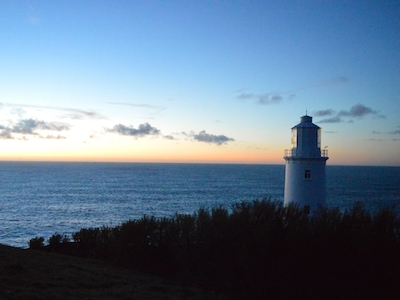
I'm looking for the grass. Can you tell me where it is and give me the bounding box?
[0,244,226,300]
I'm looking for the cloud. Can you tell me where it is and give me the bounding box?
[317,103,383,123]
[61,109,101,119]
[11,119,69,134]
[236,76,348,106]
[260,94,283,105]
[10,107,26,117]
[52,107,102,120]
[191,130,234,145]
[372,131,381,134]
[0,119,70,139]
[107,123,160,138]
[338,103,378,118]
[39,135,67,140]
[108,102,160,109]
[314,109,335,117]
[236,92,284,105]
[108,102,166,116]
[163,135,175,140]
[389,130,400,134]
[236,93,254,100]
[0,128,13,139]
[4,103,103,120]
[318,116,342,123]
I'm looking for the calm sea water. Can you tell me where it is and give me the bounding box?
[0,162,398,248]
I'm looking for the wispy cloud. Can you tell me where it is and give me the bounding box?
[389,130,400,134]
[236,92,285,105]
[108,102,159,109]
[237,76,348,106]
[318,116,342,124]
[317,103,384,123]
[10,107,26,117]
[107,123,160,138]
[108,102,166,115]
[40,135,67,140]
[61,109,102,120]
[3,103,103,120]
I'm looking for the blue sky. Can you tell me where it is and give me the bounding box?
[0,1,399,165]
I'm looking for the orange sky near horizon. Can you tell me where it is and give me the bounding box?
[0,136,396,166]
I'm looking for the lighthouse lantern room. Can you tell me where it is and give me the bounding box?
[284,115,328,212]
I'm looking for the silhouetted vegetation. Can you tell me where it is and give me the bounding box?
[30,200,400,299]
[28,236,45,250]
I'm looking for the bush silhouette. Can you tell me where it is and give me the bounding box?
[28,236,45,250]
[32,199,400,299]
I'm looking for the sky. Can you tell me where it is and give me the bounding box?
[0,1,399,166]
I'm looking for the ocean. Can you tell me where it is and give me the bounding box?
[0,162,398,248]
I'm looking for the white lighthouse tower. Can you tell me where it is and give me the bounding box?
[283,115,328,212]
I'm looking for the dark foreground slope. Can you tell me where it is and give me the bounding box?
[31,200,400,299]
[0,244,225,300]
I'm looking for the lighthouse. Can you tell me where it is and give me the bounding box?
[283,115,328,212]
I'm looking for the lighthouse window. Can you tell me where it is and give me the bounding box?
[317,129,321,149]
[291,128,297,148]
[304,170,311,179]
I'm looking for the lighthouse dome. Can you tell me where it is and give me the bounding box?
[292,115,320,129]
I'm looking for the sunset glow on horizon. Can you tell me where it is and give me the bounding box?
[0,1,399,166]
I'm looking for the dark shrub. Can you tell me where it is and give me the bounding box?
[48,233,62,250]
[29,236,45,250]
[72,228,101,257]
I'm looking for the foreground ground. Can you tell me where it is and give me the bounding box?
[0,244,226,300]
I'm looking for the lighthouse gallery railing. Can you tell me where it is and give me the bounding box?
[284,149,328,158]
